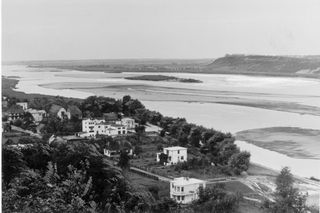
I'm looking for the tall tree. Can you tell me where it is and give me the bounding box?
[272,167,308,213]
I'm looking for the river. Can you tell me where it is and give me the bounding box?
[2,64,320,178]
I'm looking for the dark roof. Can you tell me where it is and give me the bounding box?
[103,112,118,121]
[6,105,24,114]
[67,105,82,117]
[49,104,64,114]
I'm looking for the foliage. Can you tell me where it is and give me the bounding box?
[195,184,241,213]
[228,151,251,175]
[268,167,308,213]
[159,153,168,165]
[175,157,210,171]
[118,150,130,168]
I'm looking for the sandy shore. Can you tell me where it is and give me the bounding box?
[236,127,320,159]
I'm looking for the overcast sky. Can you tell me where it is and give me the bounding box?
[2,0,320,61]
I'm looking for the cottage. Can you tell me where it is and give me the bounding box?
[170,177,206,204]
[157,146,187,165]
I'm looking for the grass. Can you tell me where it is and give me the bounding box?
[125,171,170,199]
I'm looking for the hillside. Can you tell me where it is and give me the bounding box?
[206,55,320,77]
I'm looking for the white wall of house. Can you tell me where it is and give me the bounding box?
[27,109,46,123]
[170,177,206,204]
[121,117,136,129]
[82,118,127,137]
[157,146,187,165]
[17,102,28,110]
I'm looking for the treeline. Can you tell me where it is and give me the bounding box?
[8,94,250,175]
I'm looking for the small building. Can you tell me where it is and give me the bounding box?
[157,146,187,165]
[170,177,206,204]
[104,148,133,158]
[16,102,28,111]
[5,105,25,121]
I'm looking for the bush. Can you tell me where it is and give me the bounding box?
[13,119,23,127]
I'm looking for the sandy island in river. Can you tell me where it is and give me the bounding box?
[236,127,320,159]
[39,82,320,116]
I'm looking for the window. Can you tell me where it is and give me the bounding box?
[177,196,180,201]
[177,150,180,154]
[118,131,121,134]
[181,187,184,192]
[181,156,184,160]
[181,196,185,201]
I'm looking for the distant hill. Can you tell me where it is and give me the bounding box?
[206,54,320,77]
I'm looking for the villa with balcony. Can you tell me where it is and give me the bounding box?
[170,177,206,204]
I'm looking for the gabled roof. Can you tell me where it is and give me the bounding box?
[103,112,118,121]
[171,177,206,186]
[49,104,65,114]
[164,146,187,151]
[6,105,24,114]
[67,105,82,116]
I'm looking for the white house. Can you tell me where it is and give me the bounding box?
[16,102,28,111]
[26,109,46,123]
[170,177,206,204]
[104,148,133,158]
[156,146,187,165]
[121,117,136,129]
[81,118,127,138]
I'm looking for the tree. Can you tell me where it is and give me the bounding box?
[228,151,250,175]
[188,127,202,147]
[2,146,27,186]
[134,145,143,156]
[118,151,130,168]
[159,153,168,165]
[271,167,308,213]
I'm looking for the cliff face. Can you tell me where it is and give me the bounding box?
[206,55,320,77]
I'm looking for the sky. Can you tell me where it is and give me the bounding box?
[2,0,320,61]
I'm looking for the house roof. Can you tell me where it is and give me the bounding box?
[164,146,187,151]
[49,104,65,114]
[103,112,118,121]
[171,177,206,186]
[6,105,24,114]
[67,105,82,116]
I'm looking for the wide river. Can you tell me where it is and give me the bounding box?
[3,65,320,178]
